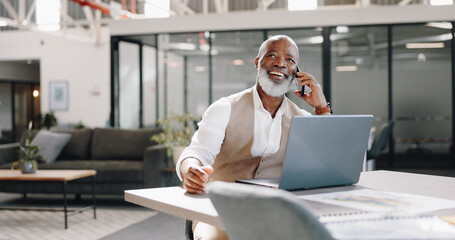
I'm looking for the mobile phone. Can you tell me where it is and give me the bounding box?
[295,66,305,97]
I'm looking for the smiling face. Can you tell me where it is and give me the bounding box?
[255,36,299,97]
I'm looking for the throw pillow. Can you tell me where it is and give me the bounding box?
[31,130,71,163]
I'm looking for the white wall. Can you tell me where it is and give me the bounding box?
[0,29,110,128]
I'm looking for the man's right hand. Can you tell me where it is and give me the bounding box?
[181,158,213,194]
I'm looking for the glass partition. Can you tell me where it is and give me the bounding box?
[331,26,389,131]
[158,32,209,118]
[211,31,264,102]
[157,44,166,119]
[111,22,455,169]
[392,23,452,155]
[0,83,12,143]
[166,51,185,115]
[143,44,157,127]
[119,41,140,129]
[187,54,209,118]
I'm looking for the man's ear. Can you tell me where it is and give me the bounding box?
[254,57,259,68]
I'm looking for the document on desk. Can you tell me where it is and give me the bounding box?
[298,189,455,239]
[324,215,455,240]
[298,189,455,214]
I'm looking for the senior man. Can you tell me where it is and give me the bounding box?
[176,35,331,240]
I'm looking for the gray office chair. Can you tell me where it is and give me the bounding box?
[207,181,334,240]
[366,121,395,170]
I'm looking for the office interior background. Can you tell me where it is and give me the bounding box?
[0,0,454,171]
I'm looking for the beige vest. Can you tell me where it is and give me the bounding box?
[209,88,304,183]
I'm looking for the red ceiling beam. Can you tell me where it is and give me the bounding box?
[69,0,110,15]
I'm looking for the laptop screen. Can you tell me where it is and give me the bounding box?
[278,115,373,190]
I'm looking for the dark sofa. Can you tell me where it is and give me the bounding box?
[0,128,179,195]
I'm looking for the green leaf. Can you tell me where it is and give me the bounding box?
[151,112,197,157]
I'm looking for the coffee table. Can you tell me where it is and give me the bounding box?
[0,169,97,229]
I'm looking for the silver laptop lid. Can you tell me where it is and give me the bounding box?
[279,115,374,190]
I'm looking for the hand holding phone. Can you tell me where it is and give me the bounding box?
[295,66,305,97]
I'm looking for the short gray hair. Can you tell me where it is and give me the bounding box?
[257,35,299,60]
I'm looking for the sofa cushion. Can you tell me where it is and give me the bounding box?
[31,130,71,163]
[56,129,93,160]
[37,160,143,182]
[90,128,161,161]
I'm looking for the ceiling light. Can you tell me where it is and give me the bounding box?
[336,26,349,33]
[405,42,445,49]
[194,66,206,72]
[288,0,317,11]
[308,36,323,44]
[167,61,179,67]
[200,44,209,52]
[430,0,453,5]
[355,58,364,65]
[232,59,244,66]
[172,43,197,51]
[417,53,427,62]
[425,22,452,29]
[0,20,7,27]
[335,66,358,72]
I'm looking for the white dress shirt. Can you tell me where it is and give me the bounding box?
[176,85,311,179]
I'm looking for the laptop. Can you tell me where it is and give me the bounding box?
[236,115,374,191]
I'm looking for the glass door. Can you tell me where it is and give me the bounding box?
[14,83,33,141]
[0,83,12,143]
[119,41,141,129]
[0,82,39,143]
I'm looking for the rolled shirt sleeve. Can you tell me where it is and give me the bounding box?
[175,97,231,180]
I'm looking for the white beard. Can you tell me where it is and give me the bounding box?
[257,67,293,97]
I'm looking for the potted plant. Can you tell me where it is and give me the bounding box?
[74,121,86,129]
[11,137,41,173]
[151,113,198,166]
[40,111,57,130]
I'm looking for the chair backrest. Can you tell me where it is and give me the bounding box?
[208,181,334,240]
[367,126,376,151]
[367,122,395,159]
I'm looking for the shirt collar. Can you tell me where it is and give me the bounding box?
[252,84,288,117]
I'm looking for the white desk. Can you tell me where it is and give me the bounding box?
[125,170,455,229]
